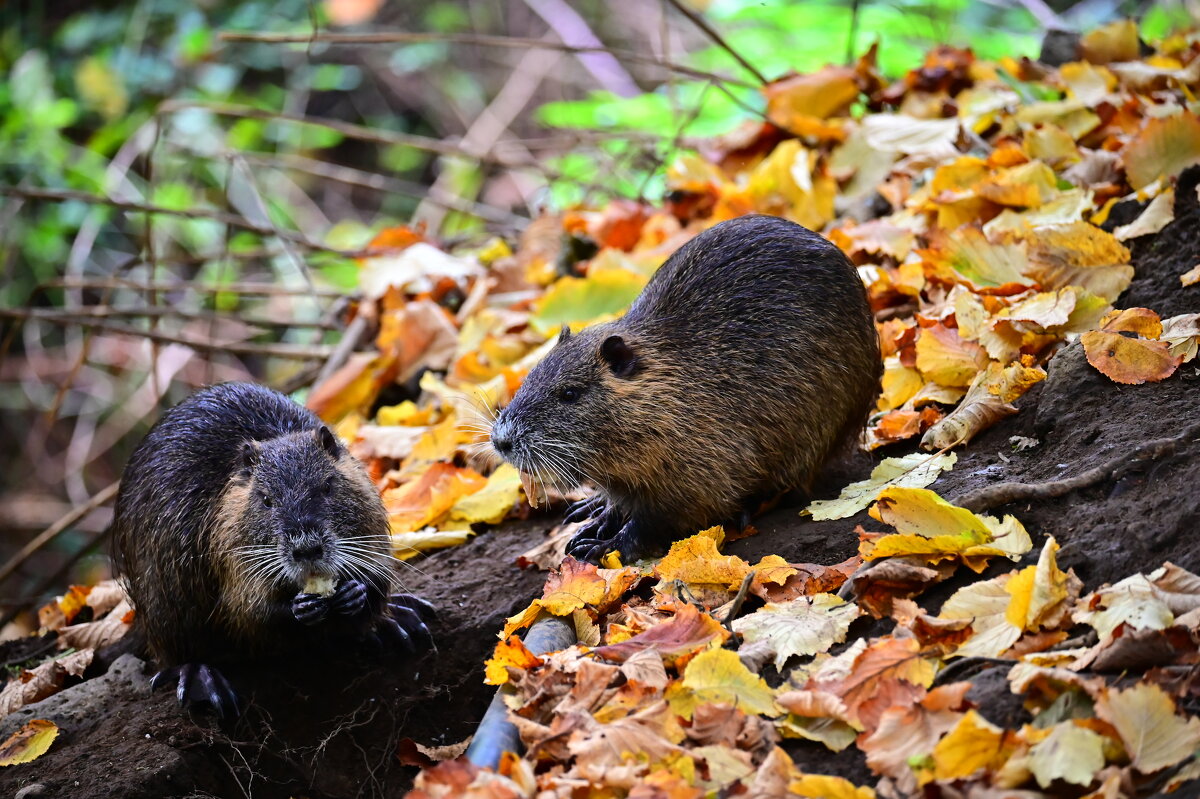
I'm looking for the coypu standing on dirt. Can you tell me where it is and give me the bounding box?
[113,382,434,717]
[490,214,881,562]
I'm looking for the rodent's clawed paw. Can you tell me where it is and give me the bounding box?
[152,663,239,719]
[329,579,368,617]
[563,495,605,524]
[565,505,621,553]
[383,593,436,653]
[292,592,331,626]
[567,517,649,564]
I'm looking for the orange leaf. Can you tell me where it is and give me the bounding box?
[1081,331,1182,385]
[540,557,607,615]
[815,637,937,732]
[1124,112,1200,191]
[383,463,487,533]
[655,531,750,590]
[593,604,729,664]
[484,635,543,685]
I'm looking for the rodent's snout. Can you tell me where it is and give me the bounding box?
[490,417,518,459]
[291,541,325,563]
[491,433,513,455]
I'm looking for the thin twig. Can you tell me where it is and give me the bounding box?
[41,276,346,298]
[13,305,340,331]
[217,30,758,89]
[662,0,768,84]
[0,186,374,257]
[0,481,120,587]
[0,309,335,361]
[954,421,1200,512]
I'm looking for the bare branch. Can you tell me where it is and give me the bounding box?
[0,481,120,587]
[217,30,758,89]
[0,186,371,257]
[41,276,346,298]
[662,0,768,84]
[0,308,335,361]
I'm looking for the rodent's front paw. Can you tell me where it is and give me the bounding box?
[329,579,368,617]
[292,592,331,625]
[567,517,652,565]
[563,495,605,524]
[151,662,240,719]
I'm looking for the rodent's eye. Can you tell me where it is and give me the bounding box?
[558,386,581,404]
[260,493,273,508]
[323,477,335,495]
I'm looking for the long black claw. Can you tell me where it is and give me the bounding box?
[292,592,330,625]
[379,616,416,655]
[569,518,650,564]
[563,495,605,524]
[153,662,240,718]
[389,593,437,622]
[389,605,435,650]
[330,579,368,617]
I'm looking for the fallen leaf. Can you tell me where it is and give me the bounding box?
[1095,681,1200,773]
[931,710,1013,781]
[806,452,956,521]
[1081,330,1182,384]
[447,463,522,525]
[1124,113,1200,191]
[529,268,646,337]
[731,594,861,670]
[665,649,779,720]
[1114,189,1175,240]
[484,635,543,686]
[655,532,750,591]
[594,604,729,665]
[0,719,58,767]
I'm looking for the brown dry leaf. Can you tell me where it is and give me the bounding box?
[1023,222,1133,301]
[1114,189,1175,241]
[1081,330,1181,384]
[851,558,951,619]
[594,604,729,665]
[396,737,473,768]
[1095,681,1200,774]
[860,682,971,785]
[0,649,94,719]
[539,557,607,615]
[58,598,133,651]
[1124,113,1200,191]
[1161,313,1200,362]
[921,361,1046,450]
[1181,265,1200,287]
[731,594,861,670]
[1080,19,1139,64]
[813,636,936,732]
[0,719,59,767]
[752,556,860,602]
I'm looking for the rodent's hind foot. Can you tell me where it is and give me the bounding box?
[151,662,239,719]
[378,593,436,654]
[566,517,652,565]
[563,495,605,524]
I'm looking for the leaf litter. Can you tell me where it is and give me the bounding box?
[3,17,1199,794]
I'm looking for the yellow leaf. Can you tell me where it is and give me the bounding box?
[976,161,1059,208]
[665,648,779,720]
[391,528,473,560]
[932,710,1011,780]
[939,573,1022,657]
[1060,61,1117,104]
[529,268,647,337]
[384,463,488,533]
[1124,113,1200,191]
[447,463,522,525]
[655,533,750,590]
[1028,722,1107,788]
[540,557,607,615]
[0,719,58,766]
[876,358,924,412]
[1181,265,1200,288]
[921,361,1046,450]
[75,57,128,119]
[1024,222,1132,302]
[484,635,543,686]
[807,453,957,522]
[731,594,861,670]
[915,324,989,389]
[1004,537,1073,632]
[923,227,1031,291]
[790,774,876,799]
[1096,682,1200,773]
[764,65,862,125]
[1080,19,1139,64]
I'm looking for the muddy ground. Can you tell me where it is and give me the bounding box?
[0,169,1197,799]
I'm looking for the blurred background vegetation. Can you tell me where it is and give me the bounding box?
[0,0,1194,632]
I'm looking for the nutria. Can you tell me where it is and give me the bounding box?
[490,214,881,562]
[112,382,433,717]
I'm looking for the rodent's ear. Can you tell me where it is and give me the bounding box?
[239,440,260,475]
[557,324,572,343]
[600,335,638,378]
[316,425,343,458]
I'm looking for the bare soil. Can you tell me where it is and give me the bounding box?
[1,169,1197,799]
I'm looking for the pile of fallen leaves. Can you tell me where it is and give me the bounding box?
[7,17,1200,793]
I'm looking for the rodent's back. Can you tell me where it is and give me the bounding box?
[113,382,390,666]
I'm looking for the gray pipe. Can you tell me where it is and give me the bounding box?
[465,613,577,768]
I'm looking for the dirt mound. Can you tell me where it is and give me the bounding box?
[1,172,1196,799]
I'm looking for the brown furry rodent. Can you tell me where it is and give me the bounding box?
[112,382,433,717]
[490,214,881,562]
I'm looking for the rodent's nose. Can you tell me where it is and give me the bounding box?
[292,542,324,563]
[492,434,513,455]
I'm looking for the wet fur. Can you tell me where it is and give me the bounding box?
[493,215,882,552]
[112,382,394,667]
